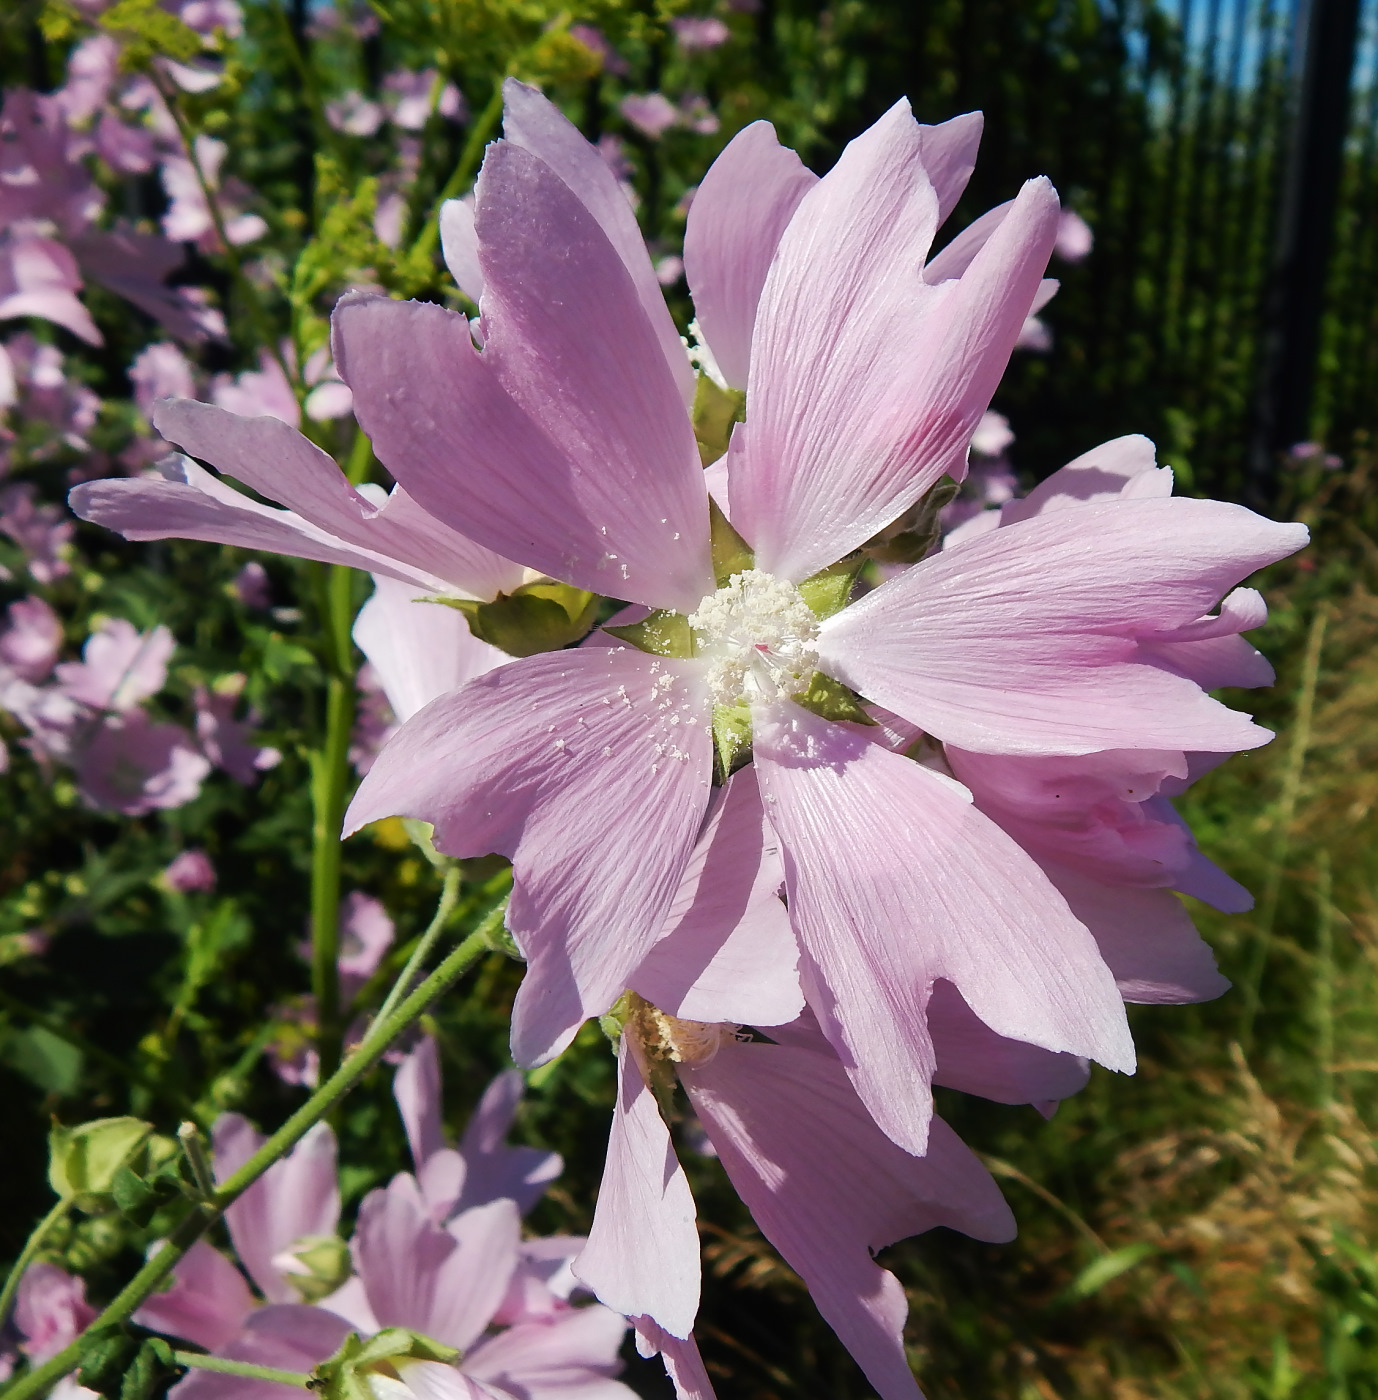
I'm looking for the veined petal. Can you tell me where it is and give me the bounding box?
[394,1035,445,1170]
[344,648,712,1064]
[632,1319,716,1400]
[132,1240,254,1351]
[682,120,818,389]
[754,705,1132,1155]
[820,497,1308,755]
[70,458,448,592]
[170,1306,352,1400]
[682,1038,1014,1400]
[574,1037,700,1339]
[501,79,695,406]
[465,1305,634,1400]
[632,767,801,1027]
[454,1069,562,1217]
[1040,860,1230,1004]
[735,115,1058,580]
[354,575,508,724]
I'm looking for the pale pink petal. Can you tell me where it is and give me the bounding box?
[151,399,519,595]
[754,705,1132,1155]
[574,1037,700,1338]
[439,198,483,302]
[170,1305,352,1400]
[345,648,712,1065]
[999,435,1169,525]
[464,1306,633,1400]
[732,106,1057,579]
[820,498,1308,755]
[500,79,694,405]
[1039,860,1230,1004]
[354,576,508,724]
[1147,796,1254,912]
[133,1240,254,1350]
[394,1035,445,1169]
[928,980,1090,1105]
[632,1321,714,1400]
[0,236,102,347]
[314,1276,378,1333]
[355,1173,519,1349]
[74,714,210,815]
[15,1264,95,1363]
[456,1069,562,1217]
[682,1038,1015,1400]
[387,1362,503,1400]
[214,1117,340,1303]
[69,457,452,592]
[55,617,173,711]
[632,768,801,1027]
[682,120,818,388]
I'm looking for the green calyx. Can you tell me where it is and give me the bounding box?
[864,477,962,565]
[712,702,754,784]
[279,1234,353,1303]
[313,1329,461,1400]
[50,1118,156,1210]
[709,497,754,586]
[604,610,695,658]
[435,581,597,658]
[798,557,864,620]
[692,376,746,467]
[792,672,876,727]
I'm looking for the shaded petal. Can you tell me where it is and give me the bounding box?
[69,457,449,592]
[734,104,1058,579]
[631,1320,715,1400]
[345,648,712,1063]
[355,1173,519,1349]
[465,1306,634,1400]
[170,1305,352,1400]
[632,767,801,1026]
[133,1240,254,1350]
[682,1038,1014,1400]
[385,1362,501,1400]
[214,1118,340,1304]
[682,120,818,388]
[1040,860,1230,1004]
[394,1035,445,1170]
[754,705,1132,1155]
[454,1068,563,1217]
[821,497,1308,754]
[998,434,1170,524]
[500,79,694,405]
[573,1038,699,1338]
[354,575,508,724]
[440,198,483,302]
[153,400,518,595]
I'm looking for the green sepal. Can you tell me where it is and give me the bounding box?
[865,478,962,564]
[709,497,754,587]
[793,673,876,727]
[692,376,746,467]
[77,1328,141,1400]
[436,581,597,658]
[798,557,864,620]
[604,610,695,658]
[314,1330,460,1400]
[120,1339,179,1400]
[49,1117,154,1207]
[278,1234,353,1303]
[597,990,634,1047]
[712,702,754,784]
[110,1154,186,1227]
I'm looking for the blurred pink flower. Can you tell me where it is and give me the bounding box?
[54,617,173,712]
[73,710,211,814]
[620,93,679,139]
[194,675,281,783]
[129,342,198,418]
[569,25,628,75]
[0,595,62,683]
[1054,208,1093,262]
[0,482,74,583]
[161,135,267,249]
[325,91,384,138]
[671,16,731,50]
[164,847,217,892]
[231,560,271,609]
[383,70,464,131]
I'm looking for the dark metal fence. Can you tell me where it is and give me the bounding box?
[810,0,1378,503]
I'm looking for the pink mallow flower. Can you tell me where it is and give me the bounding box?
[4,1263,99,1400]
[163,848,217,892]
[0,595,62,684]
[322,83,1306,1164]
[0,483,74,583]
[136,1049,630,1400]
[194,674,280,782]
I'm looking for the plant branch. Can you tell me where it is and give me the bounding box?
[174,1354,311,1387]
[374,865,460,1024]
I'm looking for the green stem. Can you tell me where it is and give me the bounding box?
[1315,851,1335,1109]
[1,917,499,1400]
[408,83,505,264]
[1238,604,1328,1051]
[374,865,461,1024]
[174,1354,310,1388]
[0,1198,70,1327]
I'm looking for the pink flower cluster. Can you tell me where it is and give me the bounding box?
[0,604,277,812]
[73,82,1308,1396]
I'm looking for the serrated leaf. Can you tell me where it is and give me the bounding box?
[709,497,753,587]
[604,610,694,658]
[792,673,876,726]
[435,582,596,658]
[692,376,746,467]
[798,558,863,620]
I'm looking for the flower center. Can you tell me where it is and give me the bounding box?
[688,569,820,707]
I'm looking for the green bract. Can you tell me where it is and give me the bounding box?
[49,1118,155,1207]
[313,1329,461,1400]
[438,581,597,657]
[692,377,747,468]
[279,1234,353,1303]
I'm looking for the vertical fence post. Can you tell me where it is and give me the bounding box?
[1248,0,1362,507]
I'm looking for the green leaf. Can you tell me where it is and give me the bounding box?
[798,558,863,620]
[120,1339,179,1400]
[692,376,746,467]
[49,1117,154,1204]
[1067,1242,1157,1299]
[437,582,597,658]
[709,497,753,587]
[6,1024,83,1095]
[792,673,876,726]
[604,610,695,658]
[711,702,754,783]
[99,0,203,67]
